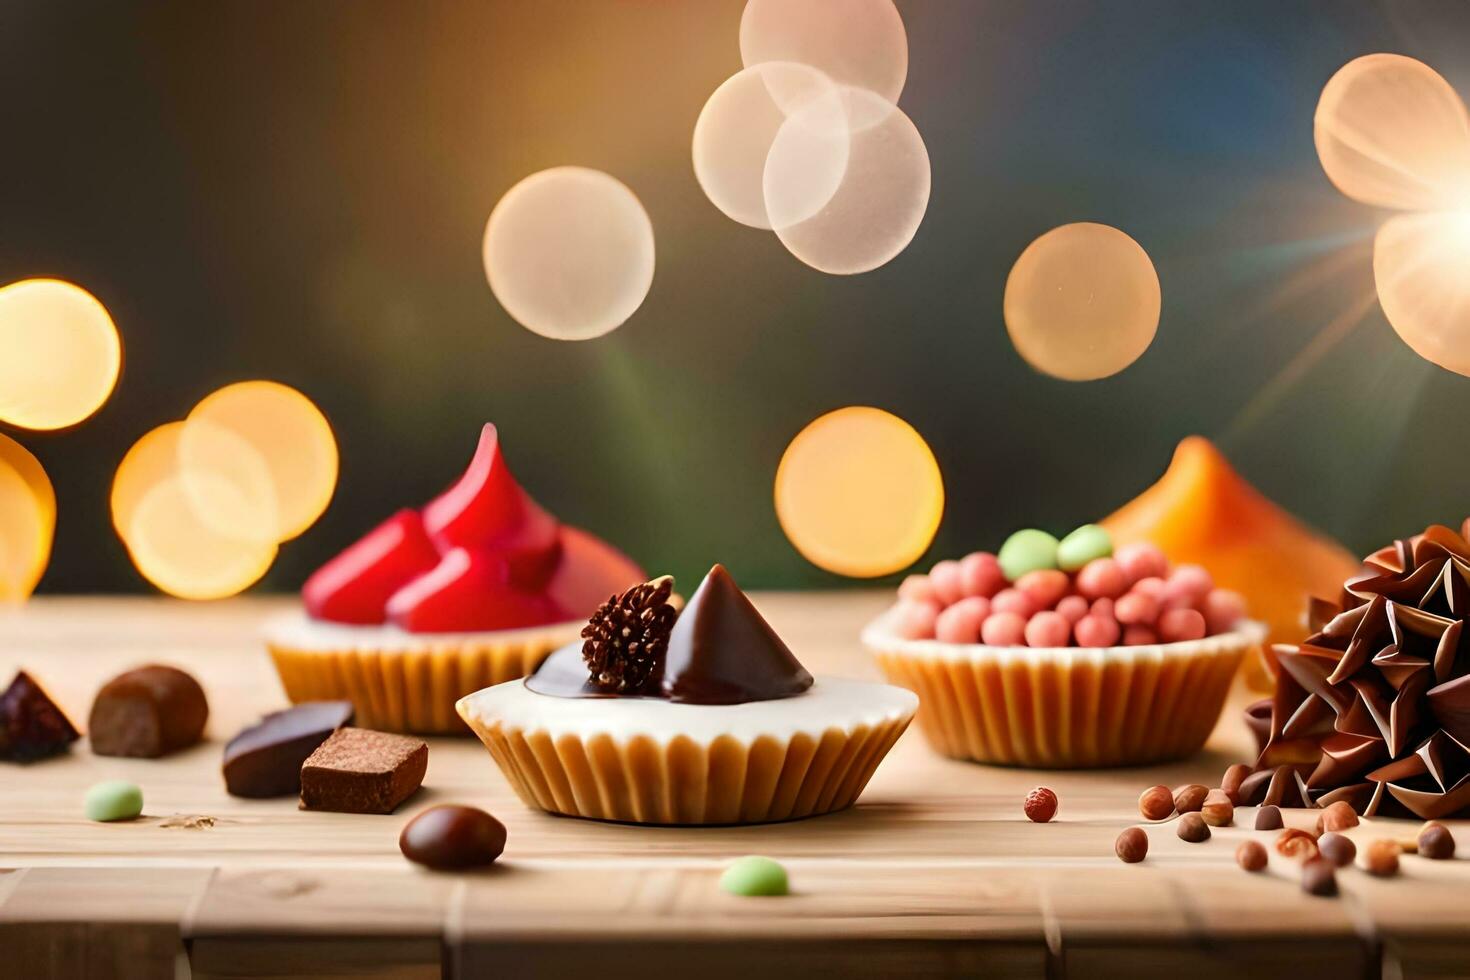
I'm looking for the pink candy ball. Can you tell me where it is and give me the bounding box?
[1016,569,1069,611]
[1158,607,1207,643]
[1122,624,1158,646]
[1076,558,1127,600]
[981,610,1028,646]
[1164,564,1213,606]
[959,552,1006,599]
[898,574,937,604]
[1130,576,1166,600]
[1024,611,1072,648]
[1074,614,1121,648]
[1089,597,1115,620]
[1056,594,1090,624]
[1115,591,1160,626]
[1115,541,1169,584]
[1203,588,1246,634]
[929,560,965,607]
[935,597,989,644]
[991,588,1035,618]
[894,599,940,640]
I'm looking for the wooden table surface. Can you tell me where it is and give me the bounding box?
[2,595,1468,980]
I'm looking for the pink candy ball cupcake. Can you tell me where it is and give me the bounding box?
[862,524,1266,768]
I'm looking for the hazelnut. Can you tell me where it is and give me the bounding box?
[1317,800,1359,834]
[1318,832,1356,868]
[1115,827,1148,864]
[1254,804,1284,831]
[1023,786,1058,823]
[1419,822,1456,860]
[1276,828,1319,861]
[1173,783,1209,814]
[1220,763,1251,805]
[1138,785,1175,822]
[1301,858,1338,897]
[1177,812,1211,843]
[1201,789,1234,827]
[1235,839,1268,872]
[1365,838,1401,877]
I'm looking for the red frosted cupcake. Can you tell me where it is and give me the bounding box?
[265,423,645,734]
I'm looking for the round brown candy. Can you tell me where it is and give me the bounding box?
[399,805,506,871]
[1419,822,1456,860]
[1318,832,1356,868]
[1301,858,1338,897]
[1254,805,1284,831]
[1235,840,1268,872]
[1115,827,1148,864]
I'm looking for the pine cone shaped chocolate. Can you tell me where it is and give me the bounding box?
[1254,520,1470,818]
[581,576,677,694]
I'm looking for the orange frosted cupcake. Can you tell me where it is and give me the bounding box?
[459,565,917,824]
[266,424,645,734]
[863,524,1265,768]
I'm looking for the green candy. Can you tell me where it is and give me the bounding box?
[1056,524,1113,571]
[719,855,789,897]
[997,529,1060,581]
[84,780,143,822]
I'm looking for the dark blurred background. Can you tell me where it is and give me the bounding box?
[3,0,1469,595]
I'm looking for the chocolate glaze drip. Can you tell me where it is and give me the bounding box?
[1249,521,1470,818]
[525,564,813,705]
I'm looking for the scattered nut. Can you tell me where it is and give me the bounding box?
[1419,822,1456,860]
[1177,812,1211,843]
[1317,800,1359,834]
[1236,839,1268,872]
[1254,804,1284,831]
[1277,828,1319,861]
[1023,786,1058,823]
[1139,785,1175,822]
[1115,827,1148,864]
[1201,789,1234,827]
[1301,858,1338,897]
[1173,783,1209,814]
[1318,832,1356,868]
[1220,763,1251,805]
[1365,839,1401,877]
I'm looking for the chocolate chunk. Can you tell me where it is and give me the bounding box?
[89,665,208,758]
[1301,858,1338,897]
[661,564,812,704]
[223,701,354,798]
[299,727,426,814]
[0,670,80,762]
[1254,804,1284,831]
[399,804,506,870]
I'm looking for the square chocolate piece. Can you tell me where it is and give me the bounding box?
[299,727,427,814]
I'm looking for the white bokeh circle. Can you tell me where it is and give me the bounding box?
[483,167,655,341]
[1373,210,1470,377]
[740,0,908,106]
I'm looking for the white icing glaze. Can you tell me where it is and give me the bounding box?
[457,675,917,744]
[861,610,1267,665]
[262,609,582,653]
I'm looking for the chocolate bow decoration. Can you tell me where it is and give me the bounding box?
[1247,519,1470,818]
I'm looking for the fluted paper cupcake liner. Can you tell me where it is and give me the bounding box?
[265,613,577,734]
[863,617,1265,768]
[458,715,910,824]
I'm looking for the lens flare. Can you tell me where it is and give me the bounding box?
[766,87,930,274]
[1373,210,1470,377]
[693,62,849,230]
[180,381,337,543]
[1315,54,1470,211]
[124,473,277,600]
[740,0,908,105]
[0,432,55,602]
[775,406,943,578]
[0,279,122,430]
[483,167,655,341]
[1003,222,1161,381]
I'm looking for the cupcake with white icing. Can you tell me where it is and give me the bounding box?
[458,565,917,825]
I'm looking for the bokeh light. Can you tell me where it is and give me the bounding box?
[1003,222,1161,381]
[775,406,943,578]
[1373,210,1470,377]
[0,279,121,430]
[1315,54,1470,212]
[180,381,336,542]
[124,473,277,600]
[766,87,930,274]
[693,62,849,230]
[740,0,908,106]
[483,167,655,341]
[0,432,55,602]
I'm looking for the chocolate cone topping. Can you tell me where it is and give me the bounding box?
[661,565,813,705]
[1253,521,1470,819]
